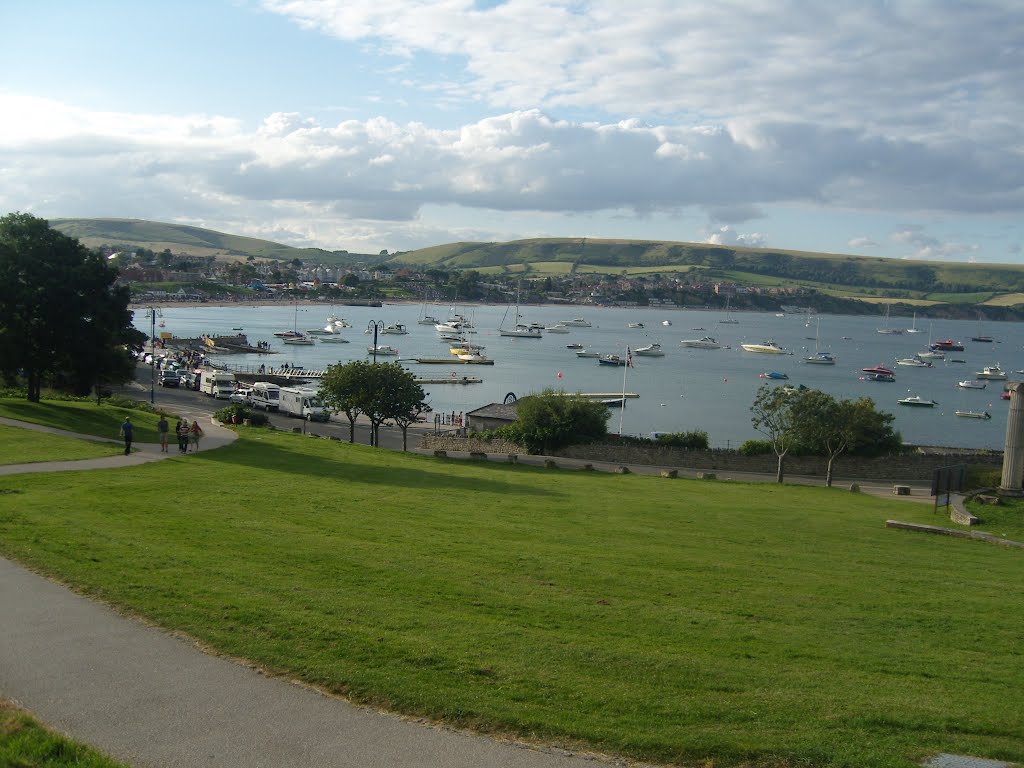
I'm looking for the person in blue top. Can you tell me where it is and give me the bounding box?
[119,416,134,456]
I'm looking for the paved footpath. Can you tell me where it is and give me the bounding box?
[0,419,631,768]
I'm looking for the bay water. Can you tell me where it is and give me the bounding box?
[137,303,1021,450]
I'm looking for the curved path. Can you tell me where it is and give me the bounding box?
[0,418,633,768]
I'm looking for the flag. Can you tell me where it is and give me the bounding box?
[626,347,634,368]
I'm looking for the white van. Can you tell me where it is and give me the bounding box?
[199,371,236,399]
[250,381,281,411]
[278,386,329,422]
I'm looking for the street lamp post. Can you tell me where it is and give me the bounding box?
[147,306,157,404]
[367,320,383,364]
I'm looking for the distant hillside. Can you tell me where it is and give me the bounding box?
[50,218,370,266]
[389,238,1024,306]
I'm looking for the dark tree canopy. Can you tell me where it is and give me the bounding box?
[507,389,609,454]
[0,212,143,401]
[319,360,426,448]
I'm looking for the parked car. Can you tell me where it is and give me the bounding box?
[158,370,181,387]
[229,388,252,404]
[178,372,199,390]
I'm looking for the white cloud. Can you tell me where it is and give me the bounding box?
[705,225,767,248]
[890,227,978,261]
[848,236,878,248]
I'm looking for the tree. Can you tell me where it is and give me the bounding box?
[377,363,428,451]
[750,384,798,483]
[319,360,371,442]
[0,213,143,401]
[507,389,609,454]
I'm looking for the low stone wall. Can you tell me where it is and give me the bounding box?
[421,434,528,455]
[420,434,1002,482]
[555,444,1001,481]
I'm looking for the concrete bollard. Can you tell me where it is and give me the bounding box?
[893,485,911,496]
[696,471,716,480]
[507,454,518,463]
[661,469,678,478]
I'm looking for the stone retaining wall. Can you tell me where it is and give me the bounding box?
[420,434,1002,482]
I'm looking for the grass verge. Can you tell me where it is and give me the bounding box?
[0,398,165,444]
[0,424,124,465]
[0,699,128,768]
[0,427,1021,768]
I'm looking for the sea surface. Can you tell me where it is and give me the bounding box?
[136,303,1022,450]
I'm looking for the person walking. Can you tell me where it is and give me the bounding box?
[157,414,169,453]
[119,416,133,456]
[189,420,204,452]
[176,419,189,454]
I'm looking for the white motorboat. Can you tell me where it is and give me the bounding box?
[680,336,721,349]
[627,322,645,329]
[561,318,591,327]
[598,354,627,366]
[327,315,351,328]
[741,341,787,354]
[633,343,665,357]
[566,343,584,350]
[955,410,991,419]
[545,324,571,334]
[319,336,350,344]
[662,320,672,326]
[575,349,600,358]
[367,344,399,356]
[976,365,1007,380]
[958,380,987,389]
[897,395,937,407]
[896,358,931,367]
[381,323,409,335]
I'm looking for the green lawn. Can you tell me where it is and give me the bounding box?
[0,398,164,443]
[0,424,123,465]
[0,700,128,768]
[0,425,1020,768]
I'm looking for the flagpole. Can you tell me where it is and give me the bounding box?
[618,346,629,435]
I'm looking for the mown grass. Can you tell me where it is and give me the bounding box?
[0,700,128,768]
[0,424,123,465]
[0,399,164,443]
[0,425,1021,768]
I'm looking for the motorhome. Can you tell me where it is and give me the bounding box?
[250,381,281,411]
[199,371,236,399]
[278,386,329,422]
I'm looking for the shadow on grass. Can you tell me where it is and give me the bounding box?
[196,432,562,499]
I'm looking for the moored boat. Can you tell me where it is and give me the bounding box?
[741,341,787,354]
[367,344,399,356]
[598,354,626,366]
[680,336,721,349]
[561,318,591,327]
[545,323,571,333]
[898,395,937,407]
[804,351,836,365]
[930,339,965,352]
[896,357,931,367]
[955,410,991,419]
[761,371,788,380]
[862,372,896,382]
[862,364,895,376]
[633,343,665,357]
[958,380,987,389]
[976,365,1007,380]
[575,349,600,358]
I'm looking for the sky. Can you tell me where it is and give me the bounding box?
[1,1,1022,262]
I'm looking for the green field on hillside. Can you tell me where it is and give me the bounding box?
[0,414,1020,768]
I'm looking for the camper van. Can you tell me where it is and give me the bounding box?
[199,371,236,399]
[278,386,329,422]
[250,381,281,411]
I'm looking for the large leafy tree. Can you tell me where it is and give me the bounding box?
[0,213,143,401]
[750,384,798,483]
[508,389,609,454]
[319,360,426,448]
[319,360,372,443]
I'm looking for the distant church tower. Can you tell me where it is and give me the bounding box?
[999,382,1024,496]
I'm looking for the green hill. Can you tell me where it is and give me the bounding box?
[50,218,368,266]
[390,237,1024,305]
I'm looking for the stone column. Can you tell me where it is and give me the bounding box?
[999,382,1024,496]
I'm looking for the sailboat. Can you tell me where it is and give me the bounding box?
[905,311,923,334]
[804,318,835,364]
[499,284,542,338]
[877,304,903,335]
[418,288,440,325]
[971,313,993,343]
[719,296,739,324]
